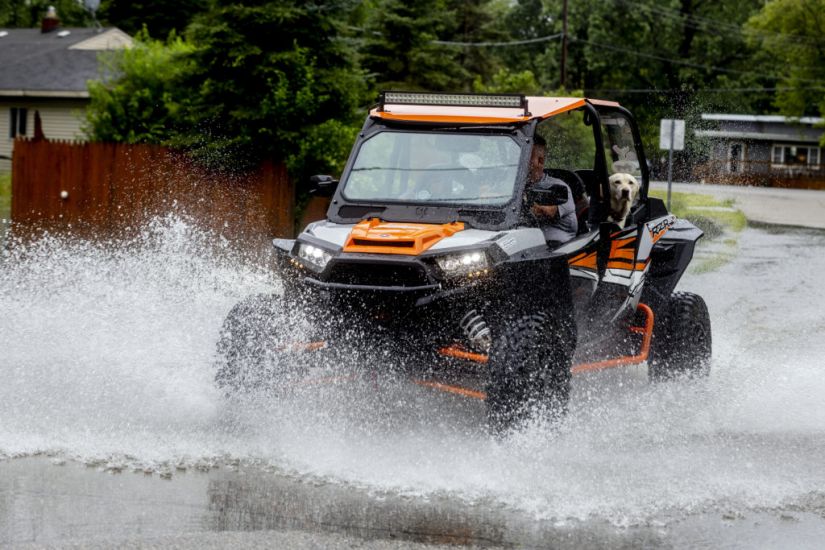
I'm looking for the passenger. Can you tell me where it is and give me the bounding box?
[527,135,578,243]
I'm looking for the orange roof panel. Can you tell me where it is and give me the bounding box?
[588,98,622,108]
[370,96,605,124]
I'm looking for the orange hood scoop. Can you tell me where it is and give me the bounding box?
[343,219,465,255]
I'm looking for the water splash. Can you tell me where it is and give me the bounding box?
[1,218,824,525]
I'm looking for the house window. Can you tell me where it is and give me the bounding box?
[9,107,28,138]
[772,144,820,168]
[772,147,782,164]
[728,142,744,173]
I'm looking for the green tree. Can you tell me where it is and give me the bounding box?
[473,68,541,94]
[747,0,825,123]
[497,0,559,90]
[576,0,767,108]
[85,1,370,179]
[548,0,770,160]
[443,0,509,86]
[179,0,369,176]
[84,31,194,144]
[362,0,467,91]
[83,0,815,179]
[97,0,209,38]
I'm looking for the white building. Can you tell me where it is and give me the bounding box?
[0,24,132,172]
[695,114,823,181]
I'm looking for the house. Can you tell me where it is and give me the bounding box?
[694,113,824,187]
[0,14,132,172]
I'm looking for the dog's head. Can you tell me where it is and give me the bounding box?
[608,173,639,206]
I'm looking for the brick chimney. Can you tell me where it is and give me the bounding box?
[41,6,60,33]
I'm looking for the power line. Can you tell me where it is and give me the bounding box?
[364,2,823,87]
[432,32,563,47]
[613,0,822,47]
[622,1,746,33]
[427,30,825,86]
[576,37,825,85]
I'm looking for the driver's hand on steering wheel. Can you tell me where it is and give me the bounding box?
[531,203,559,220]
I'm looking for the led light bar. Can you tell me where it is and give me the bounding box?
[379,91,529,115]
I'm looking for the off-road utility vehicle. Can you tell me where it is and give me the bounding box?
[215,92,712,430]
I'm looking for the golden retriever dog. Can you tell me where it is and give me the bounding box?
[607,173,640,228]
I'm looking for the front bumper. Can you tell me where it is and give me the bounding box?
[275,236,501,303]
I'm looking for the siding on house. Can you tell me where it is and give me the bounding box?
[698,114,823,169]
[694,114,825,187]
[0,100,88,171]
[749,142,772,173]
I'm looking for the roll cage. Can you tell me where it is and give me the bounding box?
[325,94,650,232]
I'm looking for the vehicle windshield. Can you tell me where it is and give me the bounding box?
[342,131,522,206]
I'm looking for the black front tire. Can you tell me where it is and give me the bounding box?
[486,313,575,432]
[215,293,303,393]
[649,291,712,381]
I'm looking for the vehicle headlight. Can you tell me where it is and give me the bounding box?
[296,243,334,271]
[435,250,490,278]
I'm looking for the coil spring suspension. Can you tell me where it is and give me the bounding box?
[460,310,491,352]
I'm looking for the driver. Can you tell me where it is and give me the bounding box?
[527,135,577,243]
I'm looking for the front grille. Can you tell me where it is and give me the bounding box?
[326,262,430,287]
[351,238,415,248]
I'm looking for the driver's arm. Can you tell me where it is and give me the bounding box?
[531,204,560,220]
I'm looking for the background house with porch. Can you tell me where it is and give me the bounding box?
[0,23,132,172]
[694,114,824,188]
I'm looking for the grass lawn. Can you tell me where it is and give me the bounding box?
[649,190,747,234]
[0,172,10,222]
[649,189,747,273]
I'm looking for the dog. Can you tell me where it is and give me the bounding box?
[607,172,640,228]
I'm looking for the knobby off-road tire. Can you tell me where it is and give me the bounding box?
[649,291,712,381]
[215,293,303,393]
[486,313,574,432]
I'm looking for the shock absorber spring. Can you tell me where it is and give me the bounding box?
[460,309,491,352]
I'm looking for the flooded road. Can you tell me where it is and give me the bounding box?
[2,217,825,547]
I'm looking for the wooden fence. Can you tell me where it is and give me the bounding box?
[10,138,317,241]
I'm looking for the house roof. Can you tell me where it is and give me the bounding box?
[702,113,824,125]
[694,130,821,143]
[697,113,824,144]
[0,28,132,98]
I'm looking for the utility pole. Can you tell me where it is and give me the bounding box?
[667,119,675,210]
[560,0,568,89]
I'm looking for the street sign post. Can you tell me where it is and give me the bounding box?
[660,119,685,210]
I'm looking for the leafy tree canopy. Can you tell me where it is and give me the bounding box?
[82,0,825,177]
[85,1,369,179]
[747,0,825,124]
[84,30,194,144]
[179,0,369,176]
[362,0,467,90]
[97,0,209,38]
[473,68,541,95]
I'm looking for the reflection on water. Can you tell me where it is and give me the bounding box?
[205,464,664,548]
[5,457,825,548]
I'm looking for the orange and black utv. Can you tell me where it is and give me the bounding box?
[215,92,711,430]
